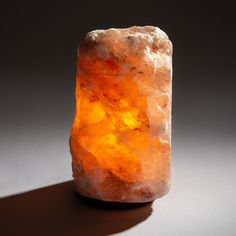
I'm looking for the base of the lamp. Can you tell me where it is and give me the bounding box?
[72,158,170,203]
[76,192,153,209]
[73,178,169,204]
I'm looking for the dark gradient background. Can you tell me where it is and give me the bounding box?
[0,1,236,235]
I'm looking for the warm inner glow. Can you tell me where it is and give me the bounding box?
[122,111,139,129]
[70,26,172,202]
[71,56,170,185]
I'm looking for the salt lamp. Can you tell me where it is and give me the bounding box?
[70,26,173,202]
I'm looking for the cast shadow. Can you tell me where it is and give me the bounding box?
[0,181,153,236]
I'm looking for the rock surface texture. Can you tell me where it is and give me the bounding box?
[70,26,173,202]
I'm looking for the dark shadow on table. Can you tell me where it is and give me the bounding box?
[0,181,153,236]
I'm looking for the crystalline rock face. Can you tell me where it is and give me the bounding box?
[69,26,173,203]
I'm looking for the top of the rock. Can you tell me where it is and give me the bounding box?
[80,26,172,57]
[87,26,169,41]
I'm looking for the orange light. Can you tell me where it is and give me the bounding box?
[70,26,172,202]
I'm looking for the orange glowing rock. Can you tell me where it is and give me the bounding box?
[70,26,173,202]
